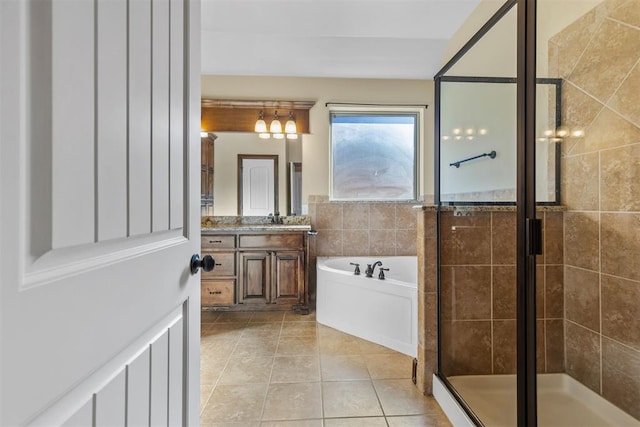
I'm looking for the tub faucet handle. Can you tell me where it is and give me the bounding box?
[378,268,390,280]
[349,262,360,275]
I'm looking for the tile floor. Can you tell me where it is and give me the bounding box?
[200,310,452,426]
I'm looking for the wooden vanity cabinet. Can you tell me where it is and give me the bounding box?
[201,230,308,311]
[200,234,237,306]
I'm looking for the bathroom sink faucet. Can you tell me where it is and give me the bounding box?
[365,261,382,278]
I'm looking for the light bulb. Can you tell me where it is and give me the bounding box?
[287,133,298,140]
[285,112,297,134]
[442,135,450,141]
[466,128,474,135]
[258,133,271,139]
[453,128,462,135]
[273,133,285,139]
[255,111,268,133]
[270,111,283,133]
[478,128,488,135]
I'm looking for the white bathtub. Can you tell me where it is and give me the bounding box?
[316,256,418,357]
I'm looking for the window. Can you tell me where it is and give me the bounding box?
[330,108,421,201]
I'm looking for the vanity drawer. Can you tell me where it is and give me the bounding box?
[202,252,235,277]
[201,234,236,249]
[239,233,304,249]
[201,280,235,306]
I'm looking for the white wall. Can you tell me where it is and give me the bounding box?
[202,76,434,205]
[213,132,288,215]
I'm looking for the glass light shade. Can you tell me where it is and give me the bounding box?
[270,119,282,134]
[286,133,298,140]
[258,133,271,139]
[200,131,208,138]
[273,133,285,139]
[254,119,268,133]
[285,119,297,134]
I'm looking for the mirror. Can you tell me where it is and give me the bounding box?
[201,132,302,216]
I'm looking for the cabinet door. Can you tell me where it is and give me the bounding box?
[238,252,270,305]
[271,251,304,305]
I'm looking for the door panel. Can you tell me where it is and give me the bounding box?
[0,0,201,425]
[239,252,270,303]
[129,0,152,237]
[272,251,304,304]
[97,0,128,242]
[51,0,95,249]
[241,157,276,216]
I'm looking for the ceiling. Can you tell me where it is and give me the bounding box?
[200,0,482,80]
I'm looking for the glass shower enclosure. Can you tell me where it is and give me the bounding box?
[434,0,640,425]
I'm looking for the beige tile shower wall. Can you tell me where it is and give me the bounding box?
[309,196,419,257]
[438,210,564,378]
[416,209,437,395]
[551,0,640,419]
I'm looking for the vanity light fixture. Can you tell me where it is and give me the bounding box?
[269,111,283,134]
[254,111,268,133]
[285,112,297,134]
[255,110,299,140]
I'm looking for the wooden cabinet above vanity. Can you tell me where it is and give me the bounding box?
[201,226,310,313]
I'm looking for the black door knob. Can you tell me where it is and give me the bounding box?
[190,254,215,275]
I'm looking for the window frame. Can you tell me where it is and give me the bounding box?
[328,105,425,202]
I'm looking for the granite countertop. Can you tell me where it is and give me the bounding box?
[201,215,312,232]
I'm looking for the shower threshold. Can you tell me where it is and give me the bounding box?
[434,373,639,427]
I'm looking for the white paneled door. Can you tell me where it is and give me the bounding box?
[0,0,201,425]
[241,157,276,216]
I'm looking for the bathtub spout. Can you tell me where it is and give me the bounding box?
[365,261,383,277]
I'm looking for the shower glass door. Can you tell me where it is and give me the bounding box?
[436,2,521,425]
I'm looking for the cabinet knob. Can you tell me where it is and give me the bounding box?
[190,254,215,275]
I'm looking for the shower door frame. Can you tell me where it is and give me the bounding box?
[433,0,541,425]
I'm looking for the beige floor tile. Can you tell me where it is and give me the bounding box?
[283,311,316,322]
[386,414,452,426]
[201,338,239,357]
[202,323,246,340]
[319,336,362,356]
[356,338,396,355]
[218,356,274,385]
[242,322,283,339]
[201,357,228,385]
[365,353,414,379]
[232,337,279,357]
[320,355,370,381]
[323,417,388,426]
[201,384,268,423]
[201,384,214,412]
[270,356,321,383]
[216,312,255,323]
[374,379,440,416]
[260,420,323,426]
[276,336,319,356]
[280,322,318,337]
[205,422,260,427]
[318,325,352,340]
[262,383,323,421]
[251,311,286,323]
[322,381,383,418]
[202,311,221,323]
